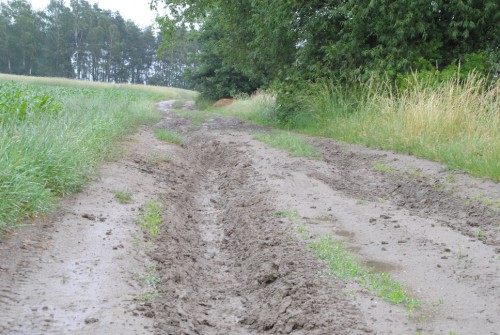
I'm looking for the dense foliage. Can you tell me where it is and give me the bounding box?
[152,0,499,102]
[0,0,198,88]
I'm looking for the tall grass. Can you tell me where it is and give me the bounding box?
[217,90,277,124]
[221,74,500,180]
[0,77,195,231]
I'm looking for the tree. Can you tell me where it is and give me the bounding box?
[152,0,499,98]
[1,0,42,75]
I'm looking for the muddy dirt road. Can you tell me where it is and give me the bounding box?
[1,101,499,334]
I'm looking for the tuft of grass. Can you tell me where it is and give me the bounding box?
[373,161,397,174]
[146,152,172,165]
[134,267,160,301]
[310,235,420,309]
[154,128,186,145]
[253,131,320,158]
[473,230,486,240]
[274,209,300,220]
[137,200,164,236]
[114,191,133,204]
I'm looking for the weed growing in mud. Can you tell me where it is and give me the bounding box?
[296,224,312,240]
[310,235,420,309]
[146,152,172,165]
[473,230,486,240]
[137,201,164,236]
[252,131,320,158]
[373,161,396,174]
[135,267,160,301]
[114,191,133,204]
[274,210,300,220]
[154,128,186,145]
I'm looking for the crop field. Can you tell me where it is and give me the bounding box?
[0,75,196,231]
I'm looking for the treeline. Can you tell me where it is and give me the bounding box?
[0,0,197,88]
[153,0,498,104]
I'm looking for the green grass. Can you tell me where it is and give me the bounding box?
[0,74,194,231]
[279,208,419,309]
[135,267,160,301]
[114,191,133,204]
[146,152,173,165]
[252,131,320,158]
[274,209,300,220]
[154,128,186,145]
[170,108,215,125]
[373,161,397,174]
[298,75,500,180]
[137,200,164,236]
[310,235,420,309]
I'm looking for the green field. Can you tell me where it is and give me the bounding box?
[0,74,196,231]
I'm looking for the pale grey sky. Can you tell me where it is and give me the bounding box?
[26,0,161,27]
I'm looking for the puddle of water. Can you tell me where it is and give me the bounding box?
[364,260,398,273]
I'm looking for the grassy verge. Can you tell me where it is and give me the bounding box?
[217,75,499,181]
[0,75,195,231]
[253,131,320,158]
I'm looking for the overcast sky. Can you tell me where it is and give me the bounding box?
[26,0,160,27]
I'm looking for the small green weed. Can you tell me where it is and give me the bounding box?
[446,173,457,183]
[146,152,172,165]
[135,267,160,301]
[373,161,396,174]
[310,235,420,309]
[296,224,311,240]
[114,191,133,204]
[466,193,499,208]
[474,230,486,240]
[154,128,186,145]
[409,169,421,178]
[137,200,164,236]
[274,210,300,220]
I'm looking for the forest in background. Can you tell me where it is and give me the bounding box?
[153,0,498,107]
[0,0,197,88]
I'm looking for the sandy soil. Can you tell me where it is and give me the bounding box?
[1,100,499,334]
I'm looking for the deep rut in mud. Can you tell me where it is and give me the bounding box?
[150,133,369,334]
[1,100,499,335]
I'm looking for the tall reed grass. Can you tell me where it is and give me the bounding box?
[0,77,195,231]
